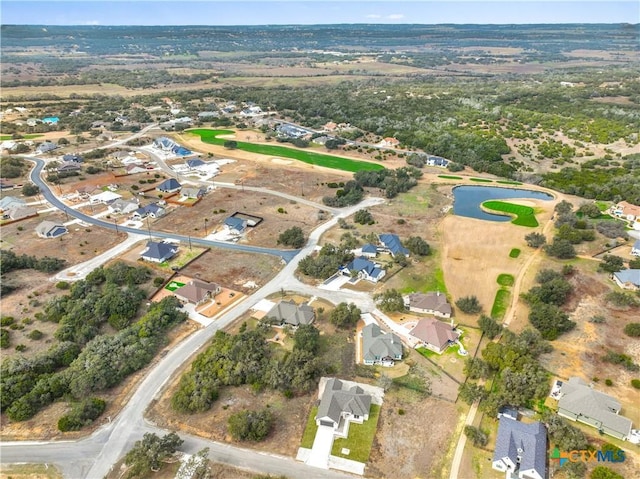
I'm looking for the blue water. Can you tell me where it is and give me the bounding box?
[452,185,554,222]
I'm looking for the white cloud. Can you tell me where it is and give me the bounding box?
[388,14,405,20]
[366,14,382,19]
[83,20,101,25]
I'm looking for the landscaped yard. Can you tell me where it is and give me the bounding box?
[165,280,185,292]
[331,404,381,463]
[187,129,384,172]
[482,200,539,227]
[490,288,511,320]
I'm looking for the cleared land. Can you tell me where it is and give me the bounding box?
[187,129,385,172]
[482,200,539,227]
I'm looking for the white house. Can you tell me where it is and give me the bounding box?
[341,257,386,283]
[631,240,640,257]
[315,378,372,437]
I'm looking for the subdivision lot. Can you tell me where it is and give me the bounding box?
[152,188,323,248]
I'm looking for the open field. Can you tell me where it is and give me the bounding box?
[0,463,64,479]
[482,200,539,227]
[187,129,384,172]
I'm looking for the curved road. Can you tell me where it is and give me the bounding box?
[26,157,299,263]
[3,154,384,478]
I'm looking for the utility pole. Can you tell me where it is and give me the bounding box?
[146,216,152,240]
[204,218,208,235]
[188,235,192,250]
[114,219,119,234]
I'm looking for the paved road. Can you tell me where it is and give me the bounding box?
[25,157,299,263]
[3,157,383,478]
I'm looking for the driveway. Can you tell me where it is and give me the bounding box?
[305,425,335,469]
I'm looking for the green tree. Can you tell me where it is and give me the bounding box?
[455,295,482,314]
[405,236,431,256]
[293,324,320,354]
[478,315,501,339]
[124,432,183,478]
[354,209,374,225]
[578,202,602,218]
[528,303,575,340]
[629,257,640,269]
[624,323,640,337]
[458,382,487,405]
[21,183,40,196]
[464,358,491,380]
[223,140,238,149]
[555,200,574,215]
[374,289,405,313]
[590,466,624,479]
[228,409,273,442]
[524,232,547,248]
[545,238,576,259]
[464,425,488,447]
[277,227,305,248]
[329,302,361,329]
[598,255,624,274]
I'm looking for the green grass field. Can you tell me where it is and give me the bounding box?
[509,248,521,258]
[496,180,523,185]
[491,288,511,320]
[496,273,515,287]
[187,129,384,172]
[482,200,539,227]
[300,406,319,449]
[164,281,185,292]
[0,134,43,140]
[331,404,381,463]
[438,175,463,180]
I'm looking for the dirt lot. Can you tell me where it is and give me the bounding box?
[152,187,322,248]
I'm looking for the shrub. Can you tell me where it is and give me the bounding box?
[277,227,305,248]
[354,209,374,225]
[227,409,273,442]
[405,236,431,256]
[55,281,70,289]
[27,330,44,340]
[624,323,640,337]
[631,379,640,389]
[15,344,26,352]
[604,379,613,386]
[153,277,165,287]
[464,425,488,447]
[0,329,10,349]
[57,398,106,432]
[455,295,482,314]
[1,316,15,326]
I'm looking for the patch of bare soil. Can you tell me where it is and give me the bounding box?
[368,391,458,479]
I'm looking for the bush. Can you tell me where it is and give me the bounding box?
[0,316,15,326]
[27,330,44,340]
[227,409,273,442]
[57,397,106,432]
[596,221,628,239]
[1,329,10,349]
[153,277,165,287]
[15,344,26,352]
[464,425,488,447]
[277,227,305,248]
[374,289,405,313]
[631,379,640,389]
[478,315,501,339]
[455,295,482,314]
[606,291,639,307]
[330,302,362,329]
[604,379,613,386]
[544,238,576,259]
[624,323,640,337]
[22,183,40,196]
[354,209,374,225]
[55,281,70,289]
[524,232,546,248]
[405,236,431,256]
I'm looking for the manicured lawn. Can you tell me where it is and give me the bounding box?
[509,248,521,258]
[0,134,42,140]
[300,406,319,449]
[482,200,539,227]
[496,180,523,185]
[490,288,511,320]
[438,175,463,180]
[331,404,381,463]
[470,178,493,183]
[187,129,384,172]
[496,273,515,287]
[164,281,185,292]
[416,346,439,359]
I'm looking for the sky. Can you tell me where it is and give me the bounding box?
[1,0,638,26]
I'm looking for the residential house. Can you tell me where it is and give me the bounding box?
[276,123,308,138]
[631,240,640,257]
[0,140,17,151]
[341,256,386,283]
[404,292,452,318]
[492,416,547,479]
[376,137,400,148]
[612,201,640,222]
[0,196,25,212]
[557,376,633,440]
[125,164,147,175]
[265,300,315,327]
[197,111,219,119]
[360,243,378,258]
[62,154,83,163]
[612,269,640,291]
[362,323,403,366]
[409,317,459,354]
[180,187,205,200]
[0,179,15,190]
[224,216,247,235]
[140,241,178,263]
[90,191,122,204]
[108,198,139,215]
[426,156,449,167]
[132,203,166,220]
[36,141,57,154]
[379,233,410,257]
[240,106,263,117]
[174,279,221,305]
[157,178,181,193]
[186,158,206,170]
[153,136,177,151]
[57,162,82,173]
[35,220,68,238]
[4,205,37,221]
[315,378,372,437]
[42,117,59,125]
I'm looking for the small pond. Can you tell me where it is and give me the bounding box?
[453,185,554,222]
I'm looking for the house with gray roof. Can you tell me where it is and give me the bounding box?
[265,300,315,328]
[557,376,633,440]
[36,141,57,154]
[224,216,247,235]
[404,292,452,318]
[174,279,220,305]
[492,416,547,479]
[0,196,25,212]
[315,378,372,436]
[341,256,385,283]
[632,240,640,256]
[140,241,178,263]
[362,323,402,366]
[157,178,181,193]
[409,317,459,354]
[132,203,166,220]
[35,220,68,239]
[180,187,205,200]
[379,233,410,257]
[612,269,640,291]
[4,205,37,221]
[109,198,139,215]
